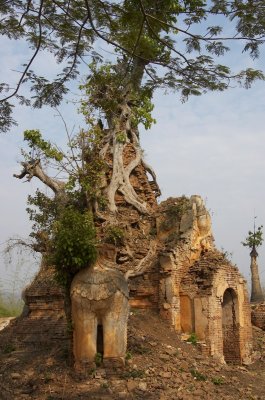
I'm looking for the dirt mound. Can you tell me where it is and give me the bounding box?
[0,310,264,399]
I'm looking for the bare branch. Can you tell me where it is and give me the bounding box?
[142,159,161,197]
[13,159,65,194]
[4,237,42,254]
[55,108,80,172]
[18,0,32,27]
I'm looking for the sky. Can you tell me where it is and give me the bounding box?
[0,23,265,297]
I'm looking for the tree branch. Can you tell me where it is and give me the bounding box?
[125,240,157,280]
[13,159,65,194]
[0,0,44,103]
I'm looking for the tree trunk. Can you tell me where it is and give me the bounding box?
[250,252,265,302]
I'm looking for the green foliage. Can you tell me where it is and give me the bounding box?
[212,377,224,385]
[0,288,24,317]
[187,332,198,345]
[22,122,106,285]
[43,372,52,384]
[24,130,63,161]
[94,352,103,367]
[190,369,207,381]
[161,196,190,230]
[104,225,125,246]
[0,101,17,133]
[220,248,233,262]
[80,62,125,123]
[19,112,107,292]
[51,207,97,286]
[63,124,107,208]
[1,0,265,131]
[131,95,156,130]
[80,62,156,130]
[123,369,145,379]
[2,343,16,354]
[166,196,190,219]
[149,225,157,237]
[116,131,127,144]
[27,190,59,252]
[242,225,263,249]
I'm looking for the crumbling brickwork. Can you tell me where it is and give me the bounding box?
[156,196,253,364]
[251,302,265,330]
[13,195,253,364]
[13,262,69,349]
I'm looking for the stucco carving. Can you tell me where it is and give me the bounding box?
[71,259,129,370]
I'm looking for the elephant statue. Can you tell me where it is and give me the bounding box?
[70,256,129,370]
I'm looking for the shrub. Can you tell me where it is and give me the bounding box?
[51,207,97,286]
[2,343,16,354]
[212,377,224,385]
[187,333,198,345]
[161,196,190,231]
[104,225,124,246]
[95,352,103,367]
[123,369,145,379]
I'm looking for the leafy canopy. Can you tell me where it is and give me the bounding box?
[1,0,265,131]
[242,225,264,249]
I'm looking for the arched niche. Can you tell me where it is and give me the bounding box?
[222,288,241,363]
[180,295,194,333]
[97,324,104,356]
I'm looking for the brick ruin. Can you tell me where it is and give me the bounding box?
[4,149,254,364]
[12,261,68,348]
[7,193,254,365]
[154,195,253,364]
[179,252,252,363]
[251,302,265,331]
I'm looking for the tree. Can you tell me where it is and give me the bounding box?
[242,222,264,302]
[2,2,265,285]
[242,225,264,249]
[1,1,265,132]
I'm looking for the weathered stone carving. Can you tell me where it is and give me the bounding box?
[70,240,156,370]
[71,259,129,370]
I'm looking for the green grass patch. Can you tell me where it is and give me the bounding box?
[190,369,207,381]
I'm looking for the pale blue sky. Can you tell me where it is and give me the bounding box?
[0,32,265,296]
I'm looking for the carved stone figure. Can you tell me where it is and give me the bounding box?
[71,259,129,370]
[70,243,156,370]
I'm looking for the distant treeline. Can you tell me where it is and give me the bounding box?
[0,290,23,317]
